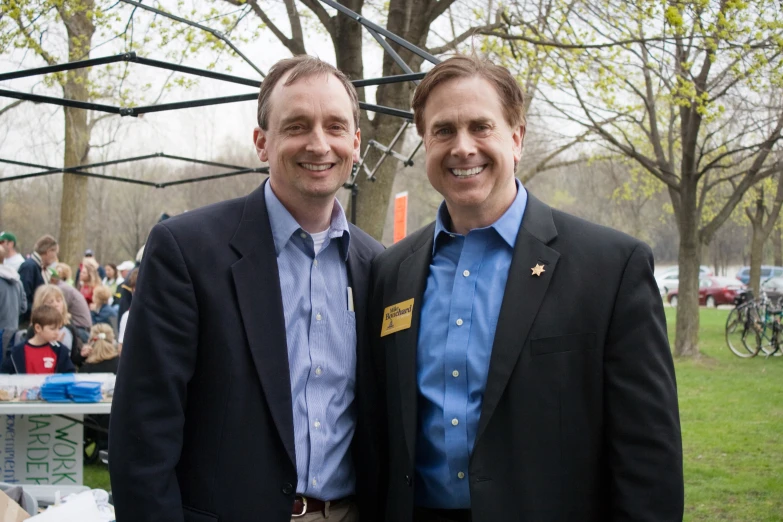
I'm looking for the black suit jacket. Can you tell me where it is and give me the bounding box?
[370,193,684,522]
[110,181,384,522]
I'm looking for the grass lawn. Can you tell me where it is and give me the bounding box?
[84,308,782,520]
[667,307,783,521]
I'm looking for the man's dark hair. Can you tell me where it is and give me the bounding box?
[412,54,527,136]
[257,55,360,132]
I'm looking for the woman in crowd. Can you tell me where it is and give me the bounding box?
[30,284,86,367]
[80,323,119,374]
[102,263,119,297]
[78,260,101,305]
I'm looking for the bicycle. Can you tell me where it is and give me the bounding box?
[726,292,783,358]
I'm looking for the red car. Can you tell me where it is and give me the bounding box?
[667,276,746,307]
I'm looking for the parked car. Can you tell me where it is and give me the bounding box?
[735,265,783,285]
[760,276,783,302]
[655,265,713,294]
[667,276,746,307]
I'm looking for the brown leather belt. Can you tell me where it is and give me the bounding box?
[292,495,349,517]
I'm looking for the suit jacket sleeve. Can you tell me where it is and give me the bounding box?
[110,223,199,522]
[18,263,35,317]
[17,280,27,316]
[605,243,683,520]
[56,344,75,373]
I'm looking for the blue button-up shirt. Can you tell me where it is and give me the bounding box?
[265,183,357,500]
[415,181,527,509]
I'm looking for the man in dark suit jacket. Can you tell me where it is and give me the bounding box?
[370,56,683,521]
[110,56,383,522]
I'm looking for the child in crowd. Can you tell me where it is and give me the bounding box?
[29,284,85,367]
[80,324,119,374]
[90,285,118,326]
[1,305,75,374]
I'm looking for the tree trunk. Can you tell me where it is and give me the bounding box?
[674,184,701,357]
[774,226,782,267]
[749,221,765,296]
[353,0,433,240]
[57,3,96,269]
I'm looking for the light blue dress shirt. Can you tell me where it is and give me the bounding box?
[264,183,357,500]
[415,180,527,509]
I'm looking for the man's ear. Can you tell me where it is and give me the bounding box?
[513,125,526,163]
[253,127,269,163]
[353,128,361,164]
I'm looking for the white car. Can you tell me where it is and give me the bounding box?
[655,265,713,294]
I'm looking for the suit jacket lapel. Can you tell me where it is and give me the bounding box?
[347,239,369,359]
[476,193,560,445]
[394,224,435,463]
[229,181,296,467]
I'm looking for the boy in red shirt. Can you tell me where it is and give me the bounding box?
[1,305,75,374]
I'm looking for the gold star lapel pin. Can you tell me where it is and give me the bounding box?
[531,263,546,277]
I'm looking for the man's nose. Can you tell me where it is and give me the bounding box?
[450,130,477,157]
[306,127,331,155]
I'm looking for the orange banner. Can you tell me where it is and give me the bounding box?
[393,191,408,243]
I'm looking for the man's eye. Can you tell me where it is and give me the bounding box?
[434,128,452,136]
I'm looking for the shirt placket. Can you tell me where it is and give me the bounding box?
[306,237,330,492]
[443,233,484,495]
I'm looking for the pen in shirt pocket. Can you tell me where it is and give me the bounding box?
[347,287,354,312]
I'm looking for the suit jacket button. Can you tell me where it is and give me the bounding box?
[282,483,294,495]
[405,475,412,486]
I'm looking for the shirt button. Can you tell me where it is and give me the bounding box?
[457,472,465,479]
[314,420,321,429]
[452,370,459,378]
[451,418,459,426]
[462,270,470,277]
[456,318,463,326]
[316,313,322,321]
[315,367,322,376]
[312,479,317,486]
[313,259,318,267]
[300,232,307,239]
[449,234,455,238]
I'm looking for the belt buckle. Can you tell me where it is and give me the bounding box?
[292,495,308,518]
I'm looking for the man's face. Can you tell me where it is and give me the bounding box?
[254,73,360,209]
[42,246,59,266]
[422,76,525,227]
[35,324,62,344]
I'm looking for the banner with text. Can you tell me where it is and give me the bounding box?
[0,414,84,485]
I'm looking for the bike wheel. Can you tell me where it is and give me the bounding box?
[726,307,760,358]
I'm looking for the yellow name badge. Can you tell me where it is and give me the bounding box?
[380,298,415,337]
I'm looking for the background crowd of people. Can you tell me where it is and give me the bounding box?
[0,230,138,376]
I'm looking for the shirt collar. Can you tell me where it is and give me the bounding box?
[264,181,351,259]
[433,178,527,254]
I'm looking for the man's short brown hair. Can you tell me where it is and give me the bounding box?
[33,235,58,255]
[412,55,527,136]
[31,304,63,330]
[257,55,360,131]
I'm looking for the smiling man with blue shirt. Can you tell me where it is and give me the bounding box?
[370,55,684,522]
[110,56,383,522]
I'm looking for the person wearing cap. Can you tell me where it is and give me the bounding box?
[111,55,384,522]
[0,232,24,272]
[113,261,136,319]
[74,249,106,283]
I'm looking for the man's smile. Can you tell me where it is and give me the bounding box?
[450,165,486,178]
